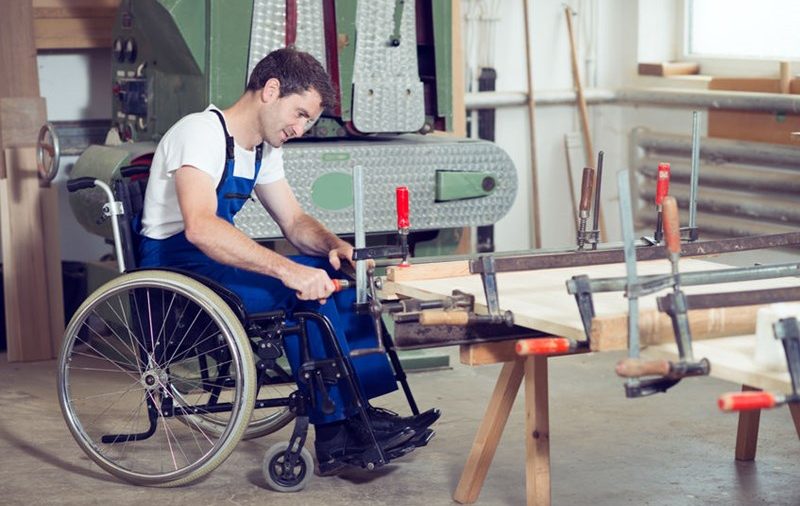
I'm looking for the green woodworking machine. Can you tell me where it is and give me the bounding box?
[69,0,517,254]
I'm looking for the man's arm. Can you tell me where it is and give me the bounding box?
[254,178,355,271]
[175,166,335,301]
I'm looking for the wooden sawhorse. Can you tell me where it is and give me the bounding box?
[453,340,552,506]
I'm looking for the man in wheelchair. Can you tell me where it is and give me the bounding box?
[136,47,439,477]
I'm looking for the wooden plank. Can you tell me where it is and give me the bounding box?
[1,147,56,361]
[735,384,762,461]
[42,183,65,352]
[460,340,519,366]
[0,98,48,151]
[32,0,118,50]
[789,403,800,440]
[524,356,550,506]
[638,62,700,77]
[590,304,764,352]
[644,336,792,393]
[708,78,800,145]
[454,359,525,504]
[34,17,114,50]
[389,258,800,342]
[386,260,470,282]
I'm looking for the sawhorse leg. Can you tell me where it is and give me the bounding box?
[735,385,761,461]
[454,356,551,506]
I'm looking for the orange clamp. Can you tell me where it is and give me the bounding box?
[516,337,571,356]
[718,391,776,412]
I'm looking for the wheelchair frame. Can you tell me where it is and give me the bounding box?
[59,167,421,491]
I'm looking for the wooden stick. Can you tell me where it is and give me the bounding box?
[386,260,471,282]
[779,61,791,94]
[564,6,606,242]
[522,0,541,248]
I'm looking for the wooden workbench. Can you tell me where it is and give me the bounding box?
[384,258,800,506]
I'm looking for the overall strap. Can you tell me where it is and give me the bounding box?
[209,109,234,193]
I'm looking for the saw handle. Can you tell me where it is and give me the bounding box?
[419,310,469,326]
[718,391,777,412]
[662,196,681,254]
[516,337,573,356]
[579,167,595,212]
[396,186,410,230]
[615,358,671,378]
[655,162,670,206]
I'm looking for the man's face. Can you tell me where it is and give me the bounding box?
[260,83,323,148]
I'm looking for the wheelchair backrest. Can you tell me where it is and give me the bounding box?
[114,165,150,271]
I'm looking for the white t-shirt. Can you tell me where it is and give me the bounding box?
[140,105,285,239]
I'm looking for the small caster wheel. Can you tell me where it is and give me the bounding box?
[262,442,313,492]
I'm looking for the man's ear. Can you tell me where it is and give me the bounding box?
[261,78,281,103]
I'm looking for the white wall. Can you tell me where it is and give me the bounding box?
[38,49,112,261]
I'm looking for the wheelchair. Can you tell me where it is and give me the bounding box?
[59,166,424,491]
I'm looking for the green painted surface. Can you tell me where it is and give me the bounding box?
[208,0,253,108]
[435,171,495,201]
[397,350,450,371]
[311,172,354,210]
[413,228,465,257]
[164,0,206,74]
[335,0,358,121]
[431,1,453,131]
[321,152,351,162]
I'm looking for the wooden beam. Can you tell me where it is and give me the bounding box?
[590,305,763,352]
[734,384,762,461]
[32,0,118,50]
[0,2,63,361]
[386,260,471,282]
[1,147,56,361]
[454,359,524,504]
[524,356,550,506]
[460,340,519,366]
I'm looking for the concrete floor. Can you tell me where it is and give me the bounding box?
[1,346,798,506]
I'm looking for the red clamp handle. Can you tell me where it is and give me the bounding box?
[331,279,351,292]
[655,162,670,205]
[396,186,410,230]
[718,391,777,412]
[516,337,572,356]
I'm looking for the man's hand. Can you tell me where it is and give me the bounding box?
[327,243,356,271]
[282,262,335,304]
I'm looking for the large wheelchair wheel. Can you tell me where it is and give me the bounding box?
[58,270,256,486]
[173,362,296,440]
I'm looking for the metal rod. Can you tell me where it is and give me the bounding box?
[469,232,800,274]
[353,165,367,304]
[688,111,700,231]
[617,170,641,390]
[569,262,800,294]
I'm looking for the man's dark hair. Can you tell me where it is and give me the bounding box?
[247,47,337,110]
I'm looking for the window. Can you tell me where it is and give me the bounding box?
[687,0,800,60]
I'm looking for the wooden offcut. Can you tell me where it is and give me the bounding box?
[638,61,700,77]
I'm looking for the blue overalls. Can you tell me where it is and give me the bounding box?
[139,109,397,424]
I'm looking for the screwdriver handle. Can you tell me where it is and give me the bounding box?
[419,310,469,326]
[331,279,352,292]
[662,196,681,255]
[718,391,777,412]
[396,186,410,230]
[655,162,670,206]
[579,167,595,213]
[516,337,574,356]
[615,358,671,377]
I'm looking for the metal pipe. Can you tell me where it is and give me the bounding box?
[353,165,367,304]
[465,87,800,115]
[688,111,700,231]
[632,129,800,169]
[573,262,800,294]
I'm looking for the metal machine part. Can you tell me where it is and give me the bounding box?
[69,135,515,241]
[108,0,456,142]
